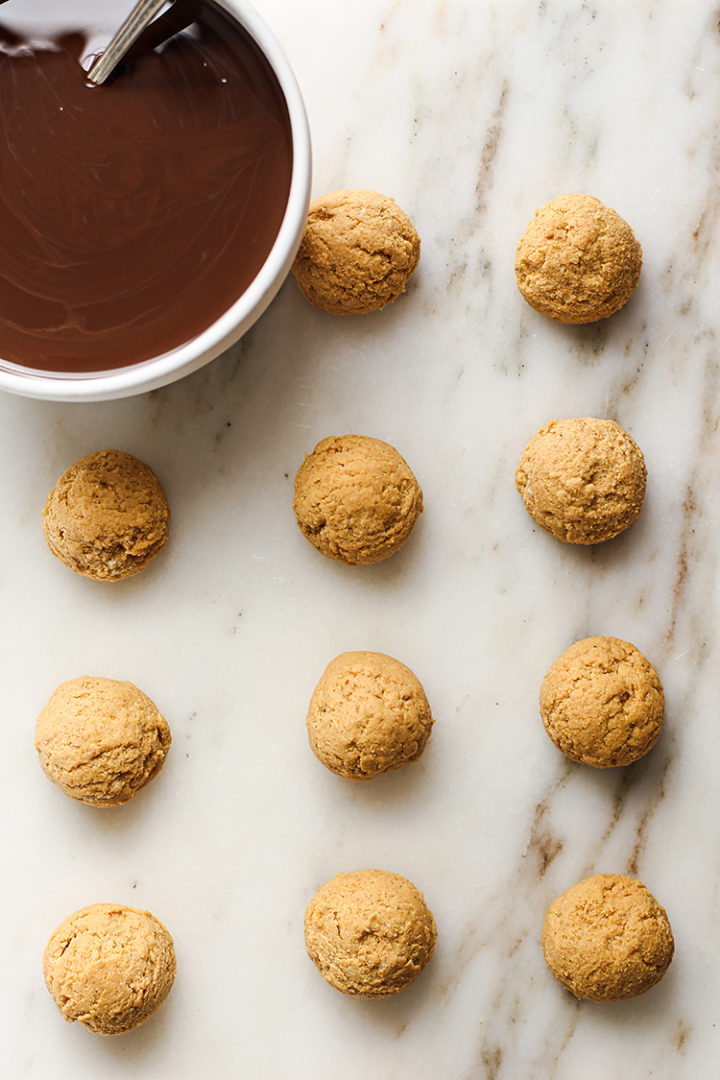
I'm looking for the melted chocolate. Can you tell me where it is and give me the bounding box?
[0,0,293,372]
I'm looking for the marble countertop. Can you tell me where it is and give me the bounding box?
[3,2,720,1077]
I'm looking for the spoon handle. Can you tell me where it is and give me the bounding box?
[87,0,170,85]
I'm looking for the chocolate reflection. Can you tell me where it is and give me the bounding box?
[0,1,293,372]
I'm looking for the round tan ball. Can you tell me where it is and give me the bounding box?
[540,637,663,768]
[304,870,437,997]
[542,874,674,1001]
[291,188,420,315]
[42,448,170,581]
[43,903,176,1034]
[307,651,433,780]
[515,417,646,544]
[515,193,642,323]
[293,434,423,565]
[35,676,171,806]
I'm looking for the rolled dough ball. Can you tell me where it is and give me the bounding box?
[515,417,646,544]
[42,448,170,581]
[305,870,437,997]
[540,636,663,767]
[293,434,422,565]
[43,903,176,1034]
[291,188,420,315]
[515,193,642,323]
[542,874,674,1001]
[307,651,433,780]
[35,676,171,806]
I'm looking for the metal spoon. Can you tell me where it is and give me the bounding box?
[87,0,171,85]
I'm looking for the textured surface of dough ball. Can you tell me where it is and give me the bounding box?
[515,193,642,323]
[515,417,646,544]
[291,189,420,315]
[540,637,663,767]
[542,874,673,1001]
[305,870,437,997]
[42,448,170,581]
[43,903,175,1034]
[307,651,433,780]
[35,676,171,806]
[293,434,422,565]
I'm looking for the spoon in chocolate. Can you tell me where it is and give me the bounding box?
[87,0,171,85]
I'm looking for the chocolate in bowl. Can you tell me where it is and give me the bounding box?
[0,0,310,399]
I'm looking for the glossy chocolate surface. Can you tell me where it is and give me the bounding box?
[0,0,293,372]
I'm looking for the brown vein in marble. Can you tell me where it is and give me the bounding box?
[550,747,673,885]
[547,1007,580,1080]
[457,772,574,1072]
[626,754,671,876]
[435,917,482,1003]
[675,1018,691,1052]
[592,770,635,868]
[662,484,693,649]
[594,331,648,413]
[526,784,565,878]
[662,350,719,650]
[693,198,720,261]
[475,79,509,214]
[472,991,581,1080]
[480,1042,502,1080]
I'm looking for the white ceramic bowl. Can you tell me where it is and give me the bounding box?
[0,0,311,403]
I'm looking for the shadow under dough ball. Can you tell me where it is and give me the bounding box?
[42,448,170,581]
[307,651,434,780]
[291,188,420,315]
[305,869,437,997]
[540,636,663,767]
[515,193,642,323]
[542,874,674,1002]
[293,434,423,564]
[515,417,646,544]
[43,903,176,1034]
[35,675,171,806]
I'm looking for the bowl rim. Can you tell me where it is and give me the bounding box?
[0,0,311,403]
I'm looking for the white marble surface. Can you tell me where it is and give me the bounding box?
[3,1,720,1077]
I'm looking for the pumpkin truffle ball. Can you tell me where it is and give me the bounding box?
[307,651,434,780]
[43,903,176,1034]
[515,417,646,544]
[293,434,423,565]
[542,874,674,1002]
[540,637,663,768]
[515,193,642,323]
[42,448,170,581]
[305,870,437,997]
[291,188,420,314]
[35,676,171,806]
